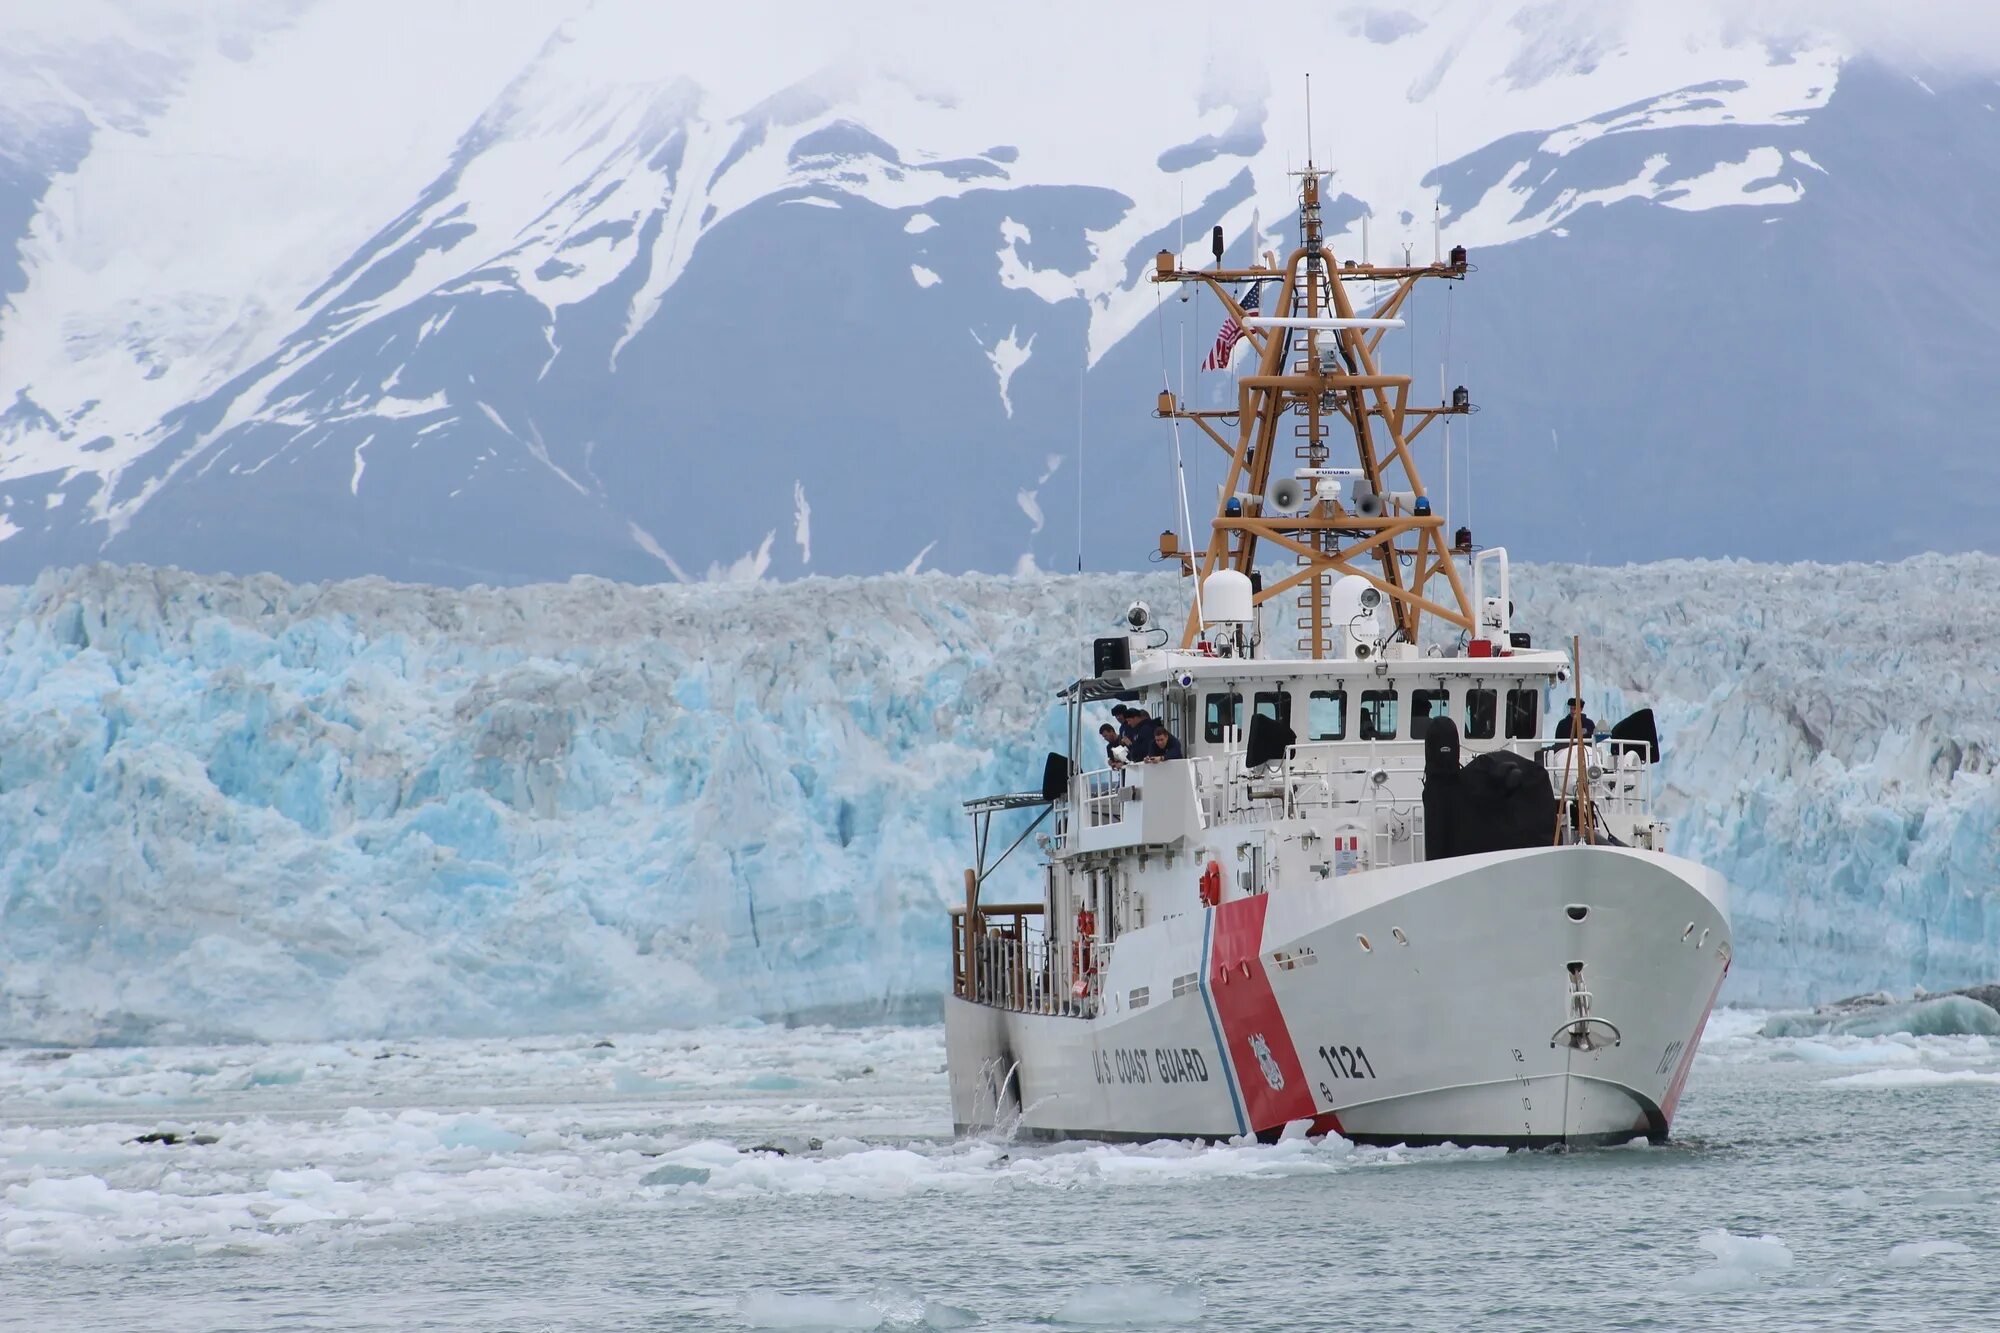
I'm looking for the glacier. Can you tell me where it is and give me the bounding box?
[0,556,1994,1045]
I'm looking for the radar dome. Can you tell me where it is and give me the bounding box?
[1202,569,1254,623]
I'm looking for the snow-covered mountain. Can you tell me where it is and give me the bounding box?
[1,558,1994,1044]
[1,1,1995,584]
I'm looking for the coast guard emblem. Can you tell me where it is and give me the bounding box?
[1250,1033,1284,1091]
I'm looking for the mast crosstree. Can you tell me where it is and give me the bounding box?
[1151,168,1474,655]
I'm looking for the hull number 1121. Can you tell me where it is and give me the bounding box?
[1318,1044,1376,1079]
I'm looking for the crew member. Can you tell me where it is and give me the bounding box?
[1123,707,1155,761]
[1098,722,1126,768]
[1551,698,1597,741]
[1146,723,1185,762]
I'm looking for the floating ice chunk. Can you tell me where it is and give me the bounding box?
[436,1116,525,1153]
[1696,1229,1793,1272]
[1780,1039,1923,1067]
[737,1292,884,1329]
[1764,996,2000,1039]
[1669,1230,1792,1295]
[742,1074,808,1091]
[1914,1188,1984,1207]
[640,1164,710,1187]
[1833,1186,1873,1207]
[1887,1239,1971,1266]
[6,1174,122,1214]
[266,1166,340,1198]
[1051,1282,1206,1326]
[611,1067,676,1094]
[1821,1069,2000,1088]
[735,1289,974,1329]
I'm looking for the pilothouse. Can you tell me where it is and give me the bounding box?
[943,162,1731,1148]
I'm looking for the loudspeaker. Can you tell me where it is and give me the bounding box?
[1352,482,1385,518]
[1265,475,1305,512]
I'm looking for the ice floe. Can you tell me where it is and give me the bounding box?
[1886,1239,1972,1267]
[1668,1229,1794,1294]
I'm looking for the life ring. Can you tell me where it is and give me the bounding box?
[1198,860,1223,908]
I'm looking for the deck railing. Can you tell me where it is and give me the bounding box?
[1077,767,1128,829]
[949,901,1102,1017]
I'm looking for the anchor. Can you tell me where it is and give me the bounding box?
[1551,961,1622,1051]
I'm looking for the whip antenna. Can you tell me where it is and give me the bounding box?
[1305,73,1313,167]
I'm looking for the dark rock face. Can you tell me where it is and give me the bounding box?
[2,61,1998,584]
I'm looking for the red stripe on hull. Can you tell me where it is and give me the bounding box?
[1209,895,1318,1134]
[1661,962,1728,1123]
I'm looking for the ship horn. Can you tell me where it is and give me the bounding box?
[1264,475,1305,513]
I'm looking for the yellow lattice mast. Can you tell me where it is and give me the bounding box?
[1151,168,1474,656]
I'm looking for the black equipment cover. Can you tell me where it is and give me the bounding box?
[1041,751,1072,802]
[1609,707,1661,763]
[1423,715,1558,860]
[1245,713,1297,770]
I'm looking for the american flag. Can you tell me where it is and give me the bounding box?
[1201,281,1264,371]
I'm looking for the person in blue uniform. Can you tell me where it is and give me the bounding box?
[1146,723,1184,762]
[1552,698,1597,741]
[1122,707,1156,761]
[1098,722,1126,767]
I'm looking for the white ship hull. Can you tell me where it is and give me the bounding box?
[947,845,1729,1148]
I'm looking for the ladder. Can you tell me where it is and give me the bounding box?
[1288,264,1340,656]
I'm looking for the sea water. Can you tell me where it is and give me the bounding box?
[3,1011,1996,1331]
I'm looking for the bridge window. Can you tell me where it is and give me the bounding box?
[1464,688,1497,740]
[1307,689,1347,741]
[1203,692,1243,744]
[1505,687,1540,739]
[1253,690,1292,730]
[1411,689,1451,741]
[1359,689,1399,741]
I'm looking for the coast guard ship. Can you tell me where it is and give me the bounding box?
[943,166,1731,1148]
